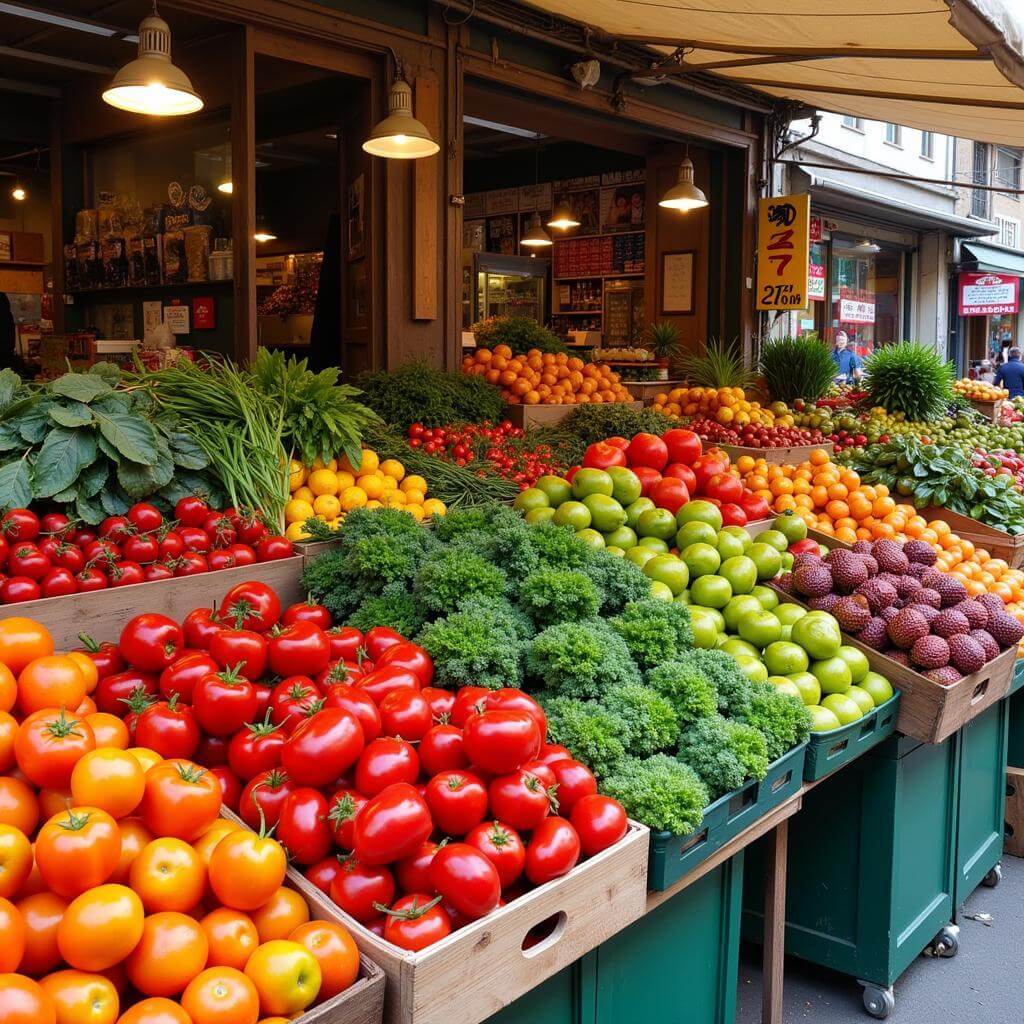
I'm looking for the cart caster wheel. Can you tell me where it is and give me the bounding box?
[930,924,960,958]
[982,864,1002,888]
[860,984,894,1019]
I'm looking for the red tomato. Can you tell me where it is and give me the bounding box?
[354,737,420,796]
[703,472,743,505]
[604,435,629,450]
[209,628,268,681]
[395,841,440,893]
[15,708,96,790]
[719,502,748,527]
[282,603,331,629]
[74,636,124,680]
[326,788,367,849]
[487,770,552,832]
[144,564,175,583]
[210,765,242,812]
[277,788,332,864]
[581,442,627,470]
[374,643,433,686]
[94,669,157,716]
[220,582,281,633]
[483,689,546,739]
[465,820,525,889]
[362,626,406,662]
[119,615,182,672]
[649,477,690,515]
[305,856,343,894]
[207,551,236,572]
[281,708,363,787]
[174,497,210,528]
[133,696,200,760]
[322,685,381,743]
[536,742,572,766]
[450,686,489,727]
[424,770,488,836]
[177,527,211,553]
[192,668,258,737]
[626,432,669,471]
[357,666,419,706]
[378,690,431,741]
[329,857,394,923]
[632,466,663,497]
[109,561,145,588]
[325,627,363,662]
[418,725,469,776]
[691,454,730,493]
[352,782,433,865]
[739,491,771,522]
[0,577,39,603]
[462,710,540,775]
[267,622,331,678]
[429,843,500,920]
[662,428,702,465]
[139,760,221,840]
[382,893,451,951]
[268,677,322,732]
[227,711,285,780]
[254,535,294,561]
[548,759,598,815]
[8,545,50,581]
[570,795,628,856]
[196,733,230,767]
[420,687,455,721]
[1,508,40,541]
[239,768,294,828]
[227,544,257,567]
[122,535,159,564]
[158,532,186,560]
[202,513,236,549]
[158,652,218,704]
[181,608,223,651]
[73,569,107,594]
[525,817,580,885]
[520,760,556,788]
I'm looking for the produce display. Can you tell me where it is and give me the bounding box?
[954,378,1008,402]
[684,419,830,450]
[651,386,793,428]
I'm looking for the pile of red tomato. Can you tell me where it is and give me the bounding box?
[687,418,831,450]
[406,420,565,488]
[85,583,630,952]
[0,616,363,1024]
[574,428,771,525]
[0,500,294,604]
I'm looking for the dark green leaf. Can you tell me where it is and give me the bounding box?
[92,394,131,415]
[117,443,173,498]
[96,434,121,463]
[95,411,158,466]
[0,422,23,452]
[49,402,94,428]
[79,460,108,499]
[31,428,97,499]
[99,485,130,516]
[75,492,104,525]
[53,485,78,503]
[89,362,121,386]
[18,402,53,443]
[50,374,112,403]
[0,370,23,413]
[168,430,208,471]
[0,459,32,510]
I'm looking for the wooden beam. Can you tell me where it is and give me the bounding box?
[610,38,985,60]
[444,21,464,368]
[413,70,440,321]
[0,44,113,74]
[762,820,789,1024]
[640,53,877,76]
[231,25,257,364]
[48,98,64,334]
[723,77,1024,109]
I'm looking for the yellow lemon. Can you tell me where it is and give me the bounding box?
[292,486,315,505]
[380,459,405,482]
[403,489,426,506]
[313,494,341,518]
[402,475,428,495]
[312,456,338,472]
[386,492,407,508]
[405,504,425,521]
[286,521,313,541]
[340,486,368,511]
[359,449,380,475]
[308,469,339,496]
[335,471,356,492]
[285,499,315,524]
[380,476,398,496]
[366,499,384,510]
[288,460,306,491]
[423,498,447,517]
[358,474,386,500]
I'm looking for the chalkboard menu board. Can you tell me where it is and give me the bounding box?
[604,288,632,343]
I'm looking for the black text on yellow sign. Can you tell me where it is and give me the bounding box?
[756,193,810,310]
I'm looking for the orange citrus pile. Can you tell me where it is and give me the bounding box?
[461,345,634,406]
[736,448,1024,624]
[651,387,794,427]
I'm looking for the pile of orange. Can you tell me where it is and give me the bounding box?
[736,448,1024,626]
[461,345,634,405]
[651,387,793,427]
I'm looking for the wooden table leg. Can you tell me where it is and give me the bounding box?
[761,819,788,1024]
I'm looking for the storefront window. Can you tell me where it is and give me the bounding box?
[829,236,901,358]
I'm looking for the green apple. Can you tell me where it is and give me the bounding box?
[767,677,803,700]
[781,552,794,571]
[535,475,572,507]
[846,685,875,715]
[720,525,752,550]
[690,574,733,609]
[723,595,764,633]
[571,468,613,499]
[757,529,789,553]
[776,603,807,626]
[690,607,720,648]
[638,536,670,553]
[809,705,843,732]
[524,507,556,525]
[721,637,761,660]
[716,531,747,561]
[513,487,550,513]
[637,508,678,541]
[676,520,718,549]
[860,671,894,706]
[788,671,821,706]
[773,511,808,544]
[738,609,783,648]
[582,494,626,533]
[750,584,780,611]
[674,589,691,605]
[649,580,674,601]
[837,645,870,684]
[763,640,810,676]
[552,500,591,530]
[811,656,853,695]
[734,654,769,684]
[574,528,605,549]
[682,542,721,580]
[624,497,656,529]
[604,525,638,550]
[703,608,726,633]
[607,466,642,506]
[644,555,689,596]
[719,555,758,595]
[606,545,625,557]
[821,693,863,725]
[676,500,722,531]
[791,612,842,659]
[746,542,783,581]
[624,546,657,569]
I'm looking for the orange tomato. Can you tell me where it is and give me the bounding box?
[126,748,162,774]
[0,973,56,1024]
[138,761,221,841]
[115,997,192,1024]
[192,820,239,871]
[289,921,359,999]
[38,789,72,820]
[0,661,16,711]
[130,837,205,914]
[15,708,96,791]
[39,969,119,1024]
[71,749,145,819]
[202,908,260,970]
[0,894,25,970]
[126,911,210,997]
[36,806,121,899]
[67,653,100,695]
[58,884,145,972]
[17,891,67,976]
[109,818,153,885]
[208,829,286,912]
[18,656,89,716]
[0,709,15,773]
[244,940,321,1016]
[85,714,129,750]
[0,617,54,675]
[0,775,39,833]
[250,888,308,943]
[181,967,260,1024]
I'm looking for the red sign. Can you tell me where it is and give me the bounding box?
[809,216,822,243]
[958,272,1019,316]
[192,296,216,330]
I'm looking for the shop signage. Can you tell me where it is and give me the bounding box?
[756,193,810,309]
[808,261,825,301]
[838,287,875,324]
[958,272,1020,316]
[809,216,822,243]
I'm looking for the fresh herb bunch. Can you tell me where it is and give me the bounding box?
[678,338,755,389]
[863,341,954,422]
[0,364,221,521]
[759,334,836,404]
[471,316,567,355]
[601,755,708,836]
[357,361,505,430]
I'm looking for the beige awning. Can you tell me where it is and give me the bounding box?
[517,0,1024,145]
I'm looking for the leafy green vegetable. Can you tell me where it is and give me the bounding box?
[670,648,755,717]
[417,606,523,690]
[739,683,812,761]
[601,755,708,835]
[580,546,652,614]
[538,696,628,778]
[863,341,954,422]
[345,589,427,637]
[645,661,718,727]
[610,600,694,669]
[600,683,679,757]
[525,621,641,699]
[519,569,600,625]
[470,315,566,355]
[677,716,769,799]
[759,334,836,404]
[414,549,507,616]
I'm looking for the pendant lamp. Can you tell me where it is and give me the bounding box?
[253,214,276,244]
[10,180,26,202]
[659,153,708,213]
[363,57,439,159]
[103,5,203,117]
[547,201,580,231]
[520,142,552,249]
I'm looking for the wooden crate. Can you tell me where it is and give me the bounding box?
[807,527,852,551]
[1005,765,1024,858]
[716,441,833,467]
[503,400,642,430]
[13,556,305,650]
[617,379,685,405]
[288,823,649,1024]
[913,504,1024,567]
[299,956,385,1024]
[968,397,1003,422]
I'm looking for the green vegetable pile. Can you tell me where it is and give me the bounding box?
[759,334,836,405]
[0,364,222,522]
[863,341,954,422]
[302,500,811,836]
[470,316,567,355]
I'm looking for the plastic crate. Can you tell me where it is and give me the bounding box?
[803,693,901,782]
[647,742,805,892]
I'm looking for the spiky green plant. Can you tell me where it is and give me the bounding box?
[678,338,755,389]
[864,341,954,422]
[647,322,680,360]
[759,334,836,404]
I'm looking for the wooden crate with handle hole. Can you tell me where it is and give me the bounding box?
[912,504,1024,568]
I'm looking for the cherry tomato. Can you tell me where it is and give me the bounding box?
[177,526,211,554]
[381,894,451,951]
[94,670,157,716]
[119,615,182,672]
[419,724,469,776]
[229,544,258,567]
[15,708,96,790]
[210,765,242,812]
[352,782,433,865]
[122,534,160,564]
[158,531,186,560]
[354,737,419,796]
[548,759,598,815]
[232,511,268,548]
[321,685,381,743]
[329,856,394,922]
[570,794,628,856]
[174,552,210,577]
[209,628,268,681]
[462,710,541,775]
[138,760,221,841]
[429,843,500,920]
[39,568,77,598]
[8,544,51,581]
[192,667,258,737]
[488,770,552,832]
[133,696,199,761]
[326,788,367,850]
[227,711,285,780]
[277,788,331,865]
[378,689,431,741]
[1,577,40,603]
[304,856,343,895]
[254,535,294,561]
[424,770,488,836]
[281,708,363,788]
[267,621,331,678]
[221,582,281,633]
[73,568,107,593]
[158,652,218,704]
[2,508,40,542]
[203,513,237,549]
[239,768,295,829]
[282,603,331,629]
[525,816,580,885]
[374,643,433,686]
[465,820,525,888]
[175,496,210,528]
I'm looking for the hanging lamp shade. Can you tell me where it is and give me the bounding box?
[103,12,203,116]
[253,214,276,243]
[520,211,552,249]
[547,203,580,231]
[363,78,439,159]
[658,157,708,213]
[10,182,26,202]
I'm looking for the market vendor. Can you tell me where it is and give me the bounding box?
[995,346,1024,398]
[831,331,862,385]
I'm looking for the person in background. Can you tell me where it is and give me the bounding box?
[995,347,1024,398]
[831,331,862,385]
[978,360,996,384]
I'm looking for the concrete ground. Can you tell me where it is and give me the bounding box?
[736,854,1022,1023]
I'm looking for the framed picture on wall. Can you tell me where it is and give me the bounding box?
[661,250,695,315]
[347,174,365,260]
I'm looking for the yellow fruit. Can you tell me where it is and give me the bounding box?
[386,492,407,507]
[311,456,338,472]
[308,469,339,496]
[358,474,386,500]
[340,486,368,511]
[405,504,425,521]
[402,475,428,495]
[423,498,447,517]
[335,471,356,492]
[380,476,398,496]
[380,459,405,482]
[286,521,312,541]
[359,449,380,475]
[403,489,426,506]
[366,499,384,510]
[285,499,315,524]
[292,486,315,505]
[288,460,306,492]
[313,494,341,519]
[324,517,342,530]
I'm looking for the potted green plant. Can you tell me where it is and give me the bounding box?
[647,322,680,380]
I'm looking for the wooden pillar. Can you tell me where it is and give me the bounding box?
[762,820,789,1024]
[49,102,65,335]
[231,26,256,363]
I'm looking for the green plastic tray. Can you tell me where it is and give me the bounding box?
[803,693,901,782]
[1010,657,1024,697]
[647,741,806,892]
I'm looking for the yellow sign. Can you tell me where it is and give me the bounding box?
[756,193,810,310]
